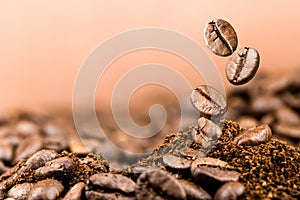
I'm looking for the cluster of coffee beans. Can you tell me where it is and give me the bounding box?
[203,19,260,85]
[226,70,300,147]
[0,110,88,172]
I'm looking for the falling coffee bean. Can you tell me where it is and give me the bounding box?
[214,181,245,200]
[191,85,227,119]
[203,19,238,56]
[225,47,260,85]
[233,124,272,146]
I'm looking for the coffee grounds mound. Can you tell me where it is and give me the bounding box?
[0,120,299,199]
[130,120,300,199]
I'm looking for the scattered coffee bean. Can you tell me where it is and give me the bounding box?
[250,95,283,114]
[191,166,240,185]
[275,106,300,125]
[85,190,135,200]
[162,154,192,169]
[203,19,238,56]
[226,47,260,85]
[236,116,258,129]
[233,124,272,146]
[178,180,212,200]
[214,181,245,200]
[62,182,85,200]
[7,182,33,200]
[273,123,300,139]
[35,156,73,178]
[136,169,186,200]
[191,85,227,119]
[191,157,233,169]
[27,179,64,200]
[88,173,136,194]
[197,117,222,139]
[179,148,205,159]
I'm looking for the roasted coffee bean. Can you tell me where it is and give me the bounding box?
[236,116,258,129]
[7,182,33,200]
[27,179,64,200]
[275,106,300,125]
[13,120,40,136]
[162,154,192,169]
[20,149,58,172]
[197,117,222,139]
[35,156,73,178]
[88,173,136,194]
[178,180,212,200]
[233,124,272,146]
[273,123,300,139]
[85,190,135,200]
[191,166,240,185]
[62,182,85,200]
[214,182,245,200]
[12,134,44,165]
[203,19,238,56]
[282,91,300,109]
[191,85,227,118]
[135,169,186,200]
[250,95,282,114]
[0,144,13,162]
[191,157,233,169]
[180,148,205,159]
[226,47,260,85]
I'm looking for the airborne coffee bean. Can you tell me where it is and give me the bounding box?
[203,19,238,56]
[191,85,227,119]
[225,47,260,85]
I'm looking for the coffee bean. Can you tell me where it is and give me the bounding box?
[85,190,135,200]
[233,124,272,146]
[13,120,40,137]
[197,117,222,139]
[162,154,192,169]
[62,182,85,200]
[191,166,240,185]
[35,156,73,178]
[7,182,33,200]
[0,144,13,162]
[88,173,136,194]
[226,47,260,85]
[250,95,282,114]
[275,106,300,125]
[191,85,227,119]
[214,182,245,200]
[12,134,44,165]
[273,123,300,139]
[179,148,205,159]
[191,157,233,170]
[203,19,238,56]
[27,179,64,200]
[282,91,300,109]
[135,169,186,200]
[237,116,258,129]
[178,180,212,200]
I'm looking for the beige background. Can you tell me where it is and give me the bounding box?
[0,1,299,110]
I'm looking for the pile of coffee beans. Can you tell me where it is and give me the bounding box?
[226,70,300,147]
[203,18,260,85]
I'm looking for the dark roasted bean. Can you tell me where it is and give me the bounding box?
[135,169,186,200]
[214,181,245,200]
[62,182,85,200]
[178,180,212,200]
[35,156,73,178]
[191,157,233,169]
[162,154,192,169]
[180,148,205,159]
[203,19,238,56]
[7,182,33,200]
[12,134,44,165]
[233,124,272,146]
[226,47,260,85]
[191,85,227,119]
[191,166,240,185]
[88,173,136,194]
[27,179,64,200]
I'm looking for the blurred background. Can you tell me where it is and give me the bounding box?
[0,0,300,110]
